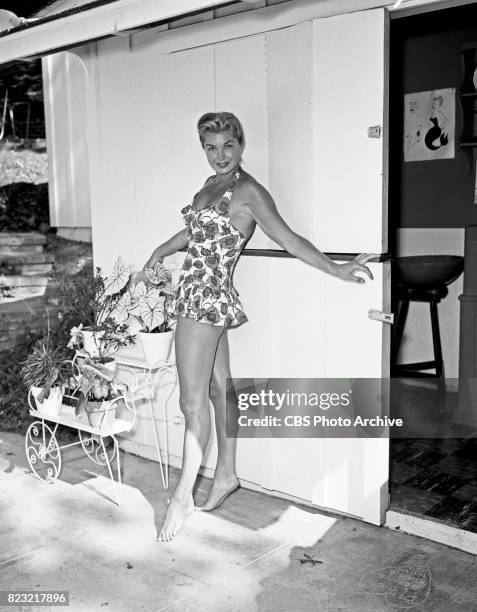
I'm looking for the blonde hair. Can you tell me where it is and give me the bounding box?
[197,112,245,146]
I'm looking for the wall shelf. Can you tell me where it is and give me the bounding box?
[458,43,477,170]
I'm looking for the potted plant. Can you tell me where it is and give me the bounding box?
[67,318,135,367]
[125,262,175,365]
[75,358,127,431]
[58,257,136,362]
[21,341,72,416]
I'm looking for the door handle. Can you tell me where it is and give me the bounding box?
[368,310,394,324]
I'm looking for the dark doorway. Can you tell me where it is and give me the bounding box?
[389,2,477,533]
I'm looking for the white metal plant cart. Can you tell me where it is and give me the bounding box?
[25,352,176,504]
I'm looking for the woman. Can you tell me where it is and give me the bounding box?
[144,112,376,542]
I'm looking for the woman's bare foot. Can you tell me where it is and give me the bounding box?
[157,494,194,542]
[196,476,240,512]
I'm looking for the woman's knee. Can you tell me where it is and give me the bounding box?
[209,374,227,407]
[179,391,209,420]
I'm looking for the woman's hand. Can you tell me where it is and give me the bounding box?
[143,249,164,271]
[129,252,164,289]
[129,269,148,288]
[140,229,188,273]
[334,253,378,283]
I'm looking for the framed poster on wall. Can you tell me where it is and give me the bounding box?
[404,88,455,161]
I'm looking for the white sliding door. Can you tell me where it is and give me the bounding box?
[313,9,389,523]
[87,7,389,524]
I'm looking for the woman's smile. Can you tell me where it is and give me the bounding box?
[203,129,244,175]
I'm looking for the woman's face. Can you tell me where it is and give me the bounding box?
[202,130,244,175]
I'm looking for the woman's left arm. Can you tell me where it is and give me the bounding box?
[244,183,377,283]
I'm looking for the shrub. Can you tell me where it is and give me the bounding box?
[0,266,91,437]
[0,182,49,232]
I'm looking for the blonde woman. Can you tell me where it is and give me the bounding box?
[144,112,376,541]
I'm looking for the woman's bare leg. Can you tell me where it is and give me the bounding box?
[157,316,224,541]
[197,330,240,511]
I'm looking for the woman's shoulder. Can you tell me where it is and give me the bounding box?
[238,170,270,203]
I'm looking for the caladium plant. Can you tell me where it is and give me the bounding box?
[111,261,175,333]
[128,284,168,332]
[103,257,132,297]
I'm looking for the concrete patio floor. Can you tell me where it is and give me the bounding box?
[1,430,476,612]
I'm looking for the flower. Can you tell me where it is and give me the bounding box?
[205,306,220,323]
[217,199,229,215]
[192,230,205,243]
[67,324,84,349]
[193,268,206,280]
[205,254,220,269]
[220,234,238,249]
[205,224,219,240]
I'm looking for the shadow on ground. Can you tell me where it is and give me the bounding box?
[1,431,477,611]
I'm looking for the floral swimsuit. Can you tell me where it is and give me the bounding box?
[169,168,248,328]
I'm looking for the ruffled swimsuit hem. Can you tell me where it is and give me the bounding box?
[169,309,248,329]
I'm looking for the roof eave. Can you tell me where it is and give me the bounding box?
[0,0,234,64]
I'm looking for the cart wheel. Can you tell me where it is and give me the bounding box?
[78,431,117,465]
[25,421,61,482]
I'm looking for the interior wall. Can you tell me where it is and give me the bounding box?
[391,6,477,229]
[390,5,477,381]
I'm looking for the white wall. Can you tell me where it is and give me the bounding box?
[42,51,91,232]
[65,7,389,522]
[86,10,386,270]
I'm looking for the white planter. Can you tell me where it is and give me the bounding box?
[31,386,64,417]
[85,400,119,433]
[139,330,174,365]
[100,359,117,374]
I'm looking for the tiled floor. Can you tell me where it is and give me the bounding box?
[390,380,477,533]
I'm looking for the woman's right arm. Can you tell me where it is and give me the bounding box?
[143,228,188,269]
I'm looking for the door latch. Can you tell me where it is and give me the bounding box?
[368,125,381,138]
[368,309,394,324]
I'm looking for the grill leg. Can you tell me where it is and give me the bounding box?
[430,299,444,378]
[391,297,409,369]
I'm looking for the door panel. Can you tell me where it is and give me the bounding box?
[266,22,314,247]
[313,9,387,253]
[215,34,269,249]
[325,263,384,377]
[230,257,275,485]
